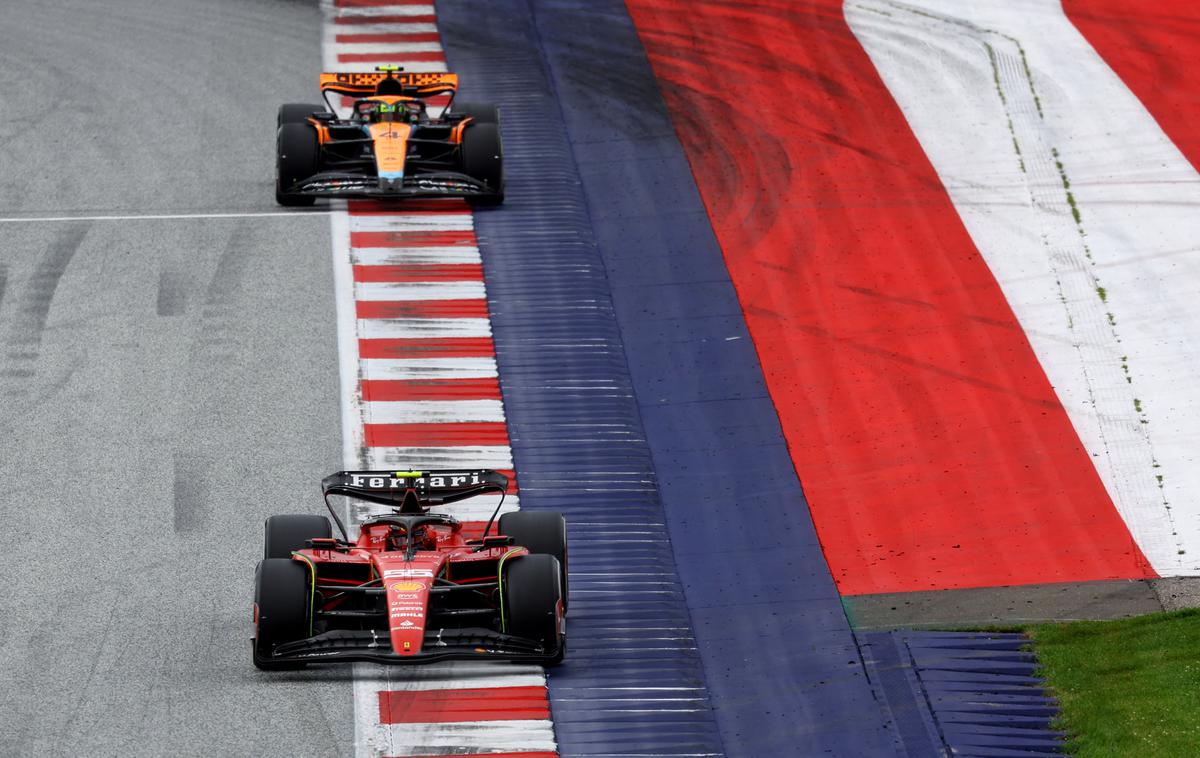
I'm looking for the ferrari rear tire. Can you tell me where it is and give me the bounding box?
[499,511,568,612]
[264,514,331,559]
[460,122,504,207]
[277,102,328,128]
[276,123,319,207]
[450,102,499,125]
[502,554,564,666]
[253,558,311,670]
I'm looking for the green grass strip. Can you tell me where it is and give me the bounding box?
[1027,609,1200,756]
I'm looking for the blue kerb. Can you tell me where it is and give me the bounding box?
[859,631,1067,756]
[438,1,898,755]
[437,3,722,756]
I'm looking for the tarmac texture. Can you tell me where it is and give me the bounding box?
[0,2,350,756]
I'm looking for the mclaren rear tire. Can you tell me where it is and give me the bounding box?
[460,122,504,207]
[277,102,328,128]
[502,554,565,666]
[499,511,568,612]
[276,122,319,207]
[253,558,311,671]
[263,514,332,559]
[450,102,500,125]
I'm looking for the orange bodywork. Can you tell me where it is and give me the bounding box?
[319,71,458,98]
[368,121,412,178]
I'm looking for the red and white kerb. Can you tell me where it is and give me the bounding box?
[323,2,557,756]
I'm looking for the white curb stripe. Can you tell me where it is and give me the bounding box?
[355,281,486,301]
[846,0,1200,574]
[360,357,498,380]
[352,247,483,265]
[362,399,507,424]
[357,318,492,339]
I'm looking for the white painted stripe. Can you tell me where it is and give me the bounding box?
[846,0,1200,574]
[335,5,435,18]
[362,399,506,424]
[333,41,444,53]
[355,281,486,301]
[0,211,330,223]
[353,247,482,265]
[361,357,498,380]
[349,214,473,232]
[366,446,514,469]
[329,22,439,35]
[331,205,366,472]
[355,662,545,691]
[357,317,492,339]
[368,720,556,754]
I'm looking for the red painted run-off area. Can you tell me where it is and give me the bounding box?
[625,0,1154,594]
[1065,1,1200,171]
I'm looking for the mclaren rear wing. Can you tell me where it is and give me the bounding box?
[319,71,459,98]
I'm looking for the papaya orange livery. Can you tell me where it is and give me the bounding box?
[275,65,501,206]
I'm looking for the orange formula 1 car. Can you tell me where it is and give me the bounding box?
[275,66,503,206]
[252,470,567,669]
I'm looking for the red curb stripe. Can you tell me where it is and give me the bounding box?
[378,685,549,724]
[626,0,1153,594]
[362,378,502,401]
[347,198,466,216]
[388,753,557,758]
[338,51,446,63]
[365,422,510,447]
[336,32,442,44]
[359,337,494,359]
[336,0,431,6]
[1065,1,1200,172]
[354,263,484,283]
[334,14,436,25]
[357,299,490,319]
[351,230,477,248]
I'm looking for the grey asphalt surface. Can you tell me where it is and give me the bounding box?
[0,1,352,756]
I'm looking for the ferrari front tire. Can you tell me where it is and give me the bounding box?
[502,554,564,665]
[499,511,568,612]
[263,514,332,559]
[253,558,311,670]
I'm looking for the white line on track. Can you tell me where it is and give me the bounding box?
[0,210,330,223]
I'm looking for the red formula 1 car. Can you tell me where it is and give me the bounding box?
[252,470,566,669]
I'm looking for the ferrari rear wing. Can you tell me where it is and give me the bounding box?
[322,469,507,506]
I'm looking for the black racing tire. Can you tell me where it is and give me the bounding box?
[276,123,319,207]
[264,514,331,559]
[460,122,503,206]
[502,554,564,666]
[253,558,311,670]
[499,511,568,612]
[449,101,499,125]
[277,102,328,128]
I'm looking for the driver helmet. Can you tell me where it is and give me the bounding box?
[412,525,438,551]
[367,99,421,124]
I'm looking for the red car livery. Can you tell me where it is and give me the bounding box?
[252,470,566,669]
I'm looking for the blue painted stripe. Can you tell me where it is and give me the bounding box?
[438,1,899,755]
[437,4,723,755]
[859,631,1066,755]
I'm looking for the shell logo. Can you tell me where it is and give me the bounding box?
[390,581,423,592]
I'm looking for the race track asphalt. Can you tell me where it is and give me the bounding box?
[0,1,351,755]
